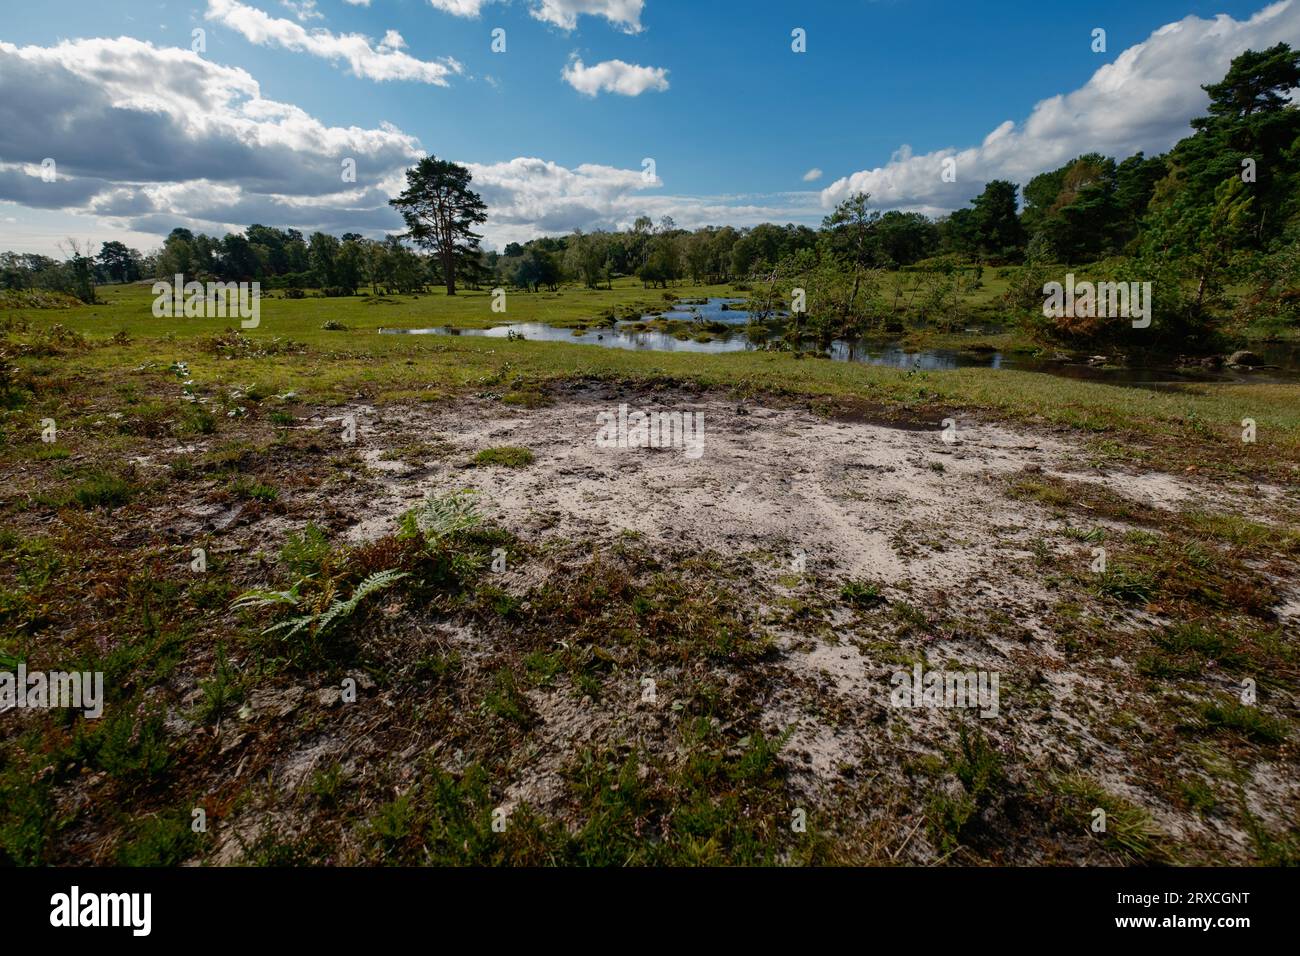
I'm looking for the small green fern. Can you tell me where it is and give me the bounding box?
[233,569,407,640]
[401,490,482,546]
[231,581,306,613]
[310,568,408,637]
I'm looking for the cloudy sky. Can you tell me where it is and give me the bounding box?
[1,0,1298,255]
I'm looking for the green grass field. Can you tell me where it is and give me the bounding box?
[6,278,1298,477]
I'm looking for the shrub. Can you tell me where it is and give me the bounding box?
[1016,257,1215,352]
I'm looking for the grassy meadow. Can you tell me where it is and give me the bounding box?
[7,277,1299,476]
[2,278,1298,867]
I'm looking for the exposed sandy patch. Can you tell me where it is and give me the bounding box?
[159,385,1295,863]
[341,390,1071,599]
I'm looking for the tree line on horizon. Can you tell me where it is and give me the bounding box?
[2,45,1296,350]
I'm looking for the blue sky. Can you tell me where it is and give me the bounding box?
[1,0,1297,254]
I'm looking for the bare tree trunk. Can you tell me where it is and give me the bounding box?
[845,267,862,320]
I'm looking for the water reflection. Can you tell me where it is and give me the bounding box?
[379,297,1300,386]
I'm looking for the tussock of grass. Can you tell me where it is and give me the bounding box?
[1183,510,1300,553]
[1184,697,1288,745]
[840,579,886,607]
[117,810,202,866]
[482,667,535,727]
[1093,565,1157,603]
[471,446,534,468]
[33,467,136,510]
[501,390,551,408]
[230,479,277,502]
[1051,774,1171,865]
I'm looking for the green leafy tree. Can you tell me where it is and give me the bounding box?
[822,192,880,318]
[1143,177,1254,312]
[969,180,1025,261]
[1023,154,1119,262]
[245,224,290,275]
[60,239,97,303]
[875,211,940,266]
[157,232,195,278]
[1113,153,1167,249]
[221,233,260,280]
[96,241,138,283]
[564,229,609,289]
[1168,43,1300,243]
[334,239,366,294]
[308,232,340,288]
[389,156,488,295]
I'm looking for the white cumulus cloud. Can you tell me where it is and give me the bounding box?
[427,0,644,33]
[562,56,668,96]
[205,0,463,84]
[0,33,821,255]
[533,0,644,33]
[280,0,323,21]
[0,36,423,245]
[0,34,819,254]
[427,0,495,16]
[822,0,1300,213]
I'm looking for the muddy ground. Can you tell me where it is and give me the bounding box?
[3,382,1298,865]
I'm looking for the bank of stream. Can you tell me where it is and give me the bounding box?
[379,297,1300,387]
